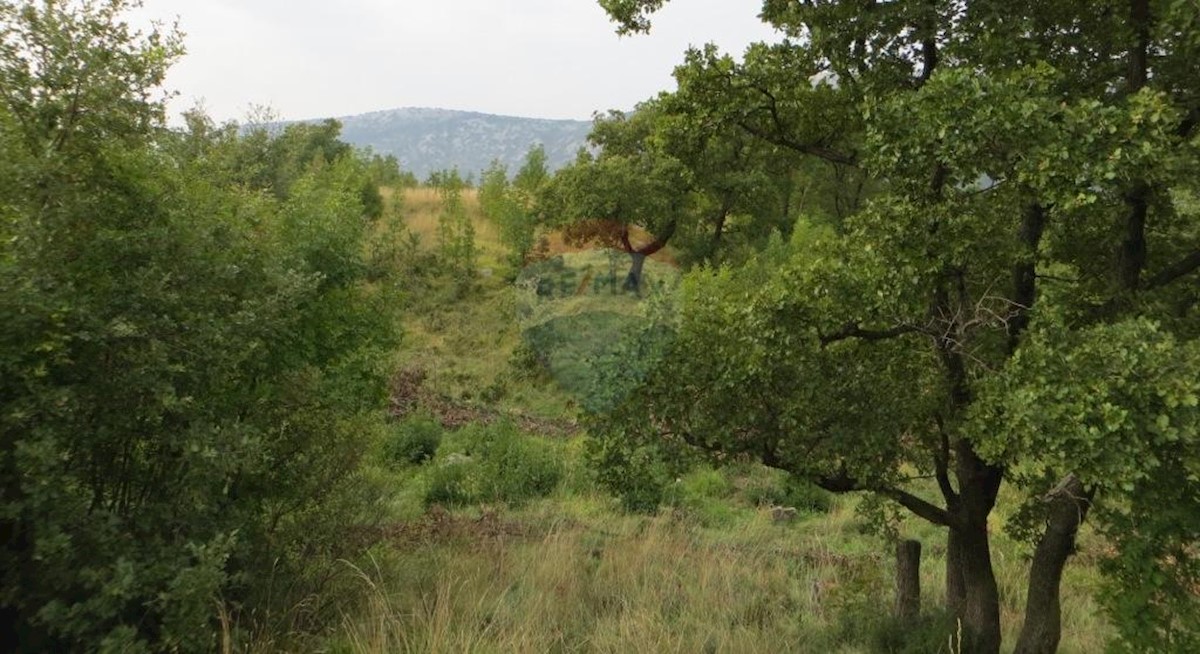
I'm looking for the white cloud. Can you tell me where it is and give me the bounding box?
[130,0,778,123]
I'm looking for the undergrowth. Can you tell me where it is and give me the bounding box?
[308,187,1114,653]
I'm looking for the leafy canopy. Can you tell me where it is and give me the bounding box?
[591,0,1200,651]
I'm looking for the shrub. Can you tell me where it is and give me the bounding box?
[587,437,672,514]
[424,455,478,507]
[741,469,832,514]
[660,466,738,526]
[470,422,562,505]
[782,478,833,514]
[0,4,399,647]
[741,468,789,507]
[679,466,732,501]
[383,414,443,466]
[507,338,546,380]
[422,422,562,507]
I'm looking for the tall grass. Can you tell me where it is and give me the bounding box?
[396,187,505,269]
[329,494,1112,653]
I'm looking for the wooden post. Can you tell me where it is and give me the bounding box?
[896,539,922,622]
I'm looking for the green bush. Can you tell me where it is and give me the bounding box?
[783,478,833,513]
[383,414,443,466]
[587,437,672,514]
[475,423,562,504]
[424,455,478,507]
[422,422,562,507]
[678,466,732,501]
[0,4,401,648]
[741,469,832,514]
[661,466,738,526]
[741,468,788,507]
[507,338,547,380]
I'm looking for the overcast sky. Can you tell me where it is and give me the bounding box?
[129,0,779,124]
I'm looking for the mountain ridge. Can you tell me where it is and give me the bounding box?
[309,107,596,180]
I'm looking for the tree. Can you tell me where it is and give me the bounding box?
[541,105,691,292]
[542,92,827,285]
[1,2,398,649]
[593,1,1200,653]
[481,145,550,268]
[653,78,807,265]
[666,43,873,234]
[433,168,477,279]
[513,142,550,195]
[478,159,510,219]
[361,147,417,189]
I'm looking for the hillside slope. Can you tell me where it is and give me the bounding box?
[331,107,593,179]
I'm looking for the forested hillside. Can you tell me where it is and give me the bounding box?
[2,1,1197,653]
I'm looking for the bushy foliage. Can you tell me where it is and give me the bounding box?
[479,149,544,270]
[0,2,400,649]
[382,414,444,466]
[423,422,563,508]
[593,1,1200,649]
[741,470,833,514]
[672,465,732,501]
[423,456,477,507]
[472,421,564,504]
[432,169,477,280]
[361,147,418,189]
[661,466,736,526]
[586,436,673,514]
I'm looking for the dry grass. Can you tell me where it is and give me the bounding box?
[390,187,506,270]
[337,506,853,653]
[378,186,680,420]
[331,494,1113,654]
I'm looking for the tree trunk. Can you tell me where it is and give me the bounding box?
[896,539,922,622]
[623,251,647,293]
[946,526,966,615]
[956,514,1002,654]
[952,439,1004,654]
[618,219,676,294]
[1014,475,1092,654]
[709,209,729,263]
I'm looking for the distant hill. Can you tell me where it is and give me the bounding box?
[320,107,594,181]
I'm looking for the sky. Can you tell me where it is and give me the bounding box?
[128,0,780,124]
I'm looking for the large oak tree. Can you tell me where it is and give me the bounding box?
[593,1,1200,652]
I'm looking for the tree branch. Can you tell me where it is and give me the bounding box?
[1177,106,1199,139]
[916,0,940,85]
[636,219,678,256]
[1007,203,1047,354]
[879,487,956,527]
[1144,249,1200,290]
[819,322,923,347]
[816,468,955,527]
[737,120,858,166]
[1128,0,1150,94]
[679,423,957,528]
[934,417,958,505]
[730,87,858,167]
[1119,183,1150,291]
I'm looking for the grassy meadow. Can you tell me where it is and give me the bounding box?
[321,186,1115,654]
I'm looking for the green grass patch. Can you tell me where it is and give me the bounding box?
[422,422,565,508]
